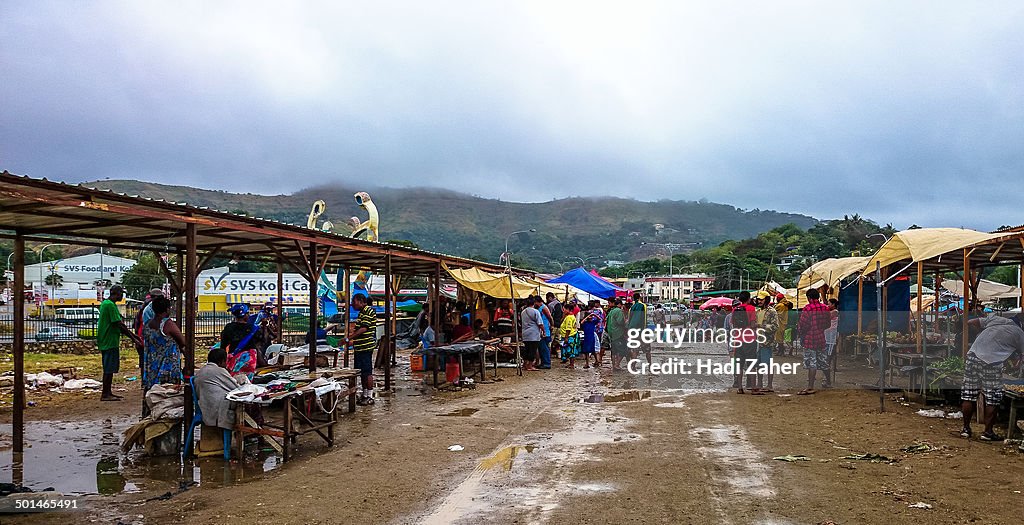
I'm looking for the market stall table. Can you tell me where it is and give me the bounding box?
[425,342,486,387]
[1005,382,1024,440]
[232,368,360,461]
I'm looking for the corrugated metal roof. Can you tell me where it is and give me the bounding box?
[0,171,525,277]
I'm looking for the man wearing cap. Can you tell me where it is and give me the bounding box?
[97,285,142,401]
[774,293,789,356]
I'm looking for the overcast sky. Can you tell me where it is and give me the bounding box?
[2,1,1022,229]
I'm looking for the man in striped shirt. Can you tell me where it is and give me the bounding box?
[351,293,377,405]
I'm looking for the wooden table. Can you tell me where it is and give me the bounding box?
[233,368,360,461]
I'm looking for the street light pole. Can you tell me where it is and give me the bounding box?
[36,243,68,310]
[503,229,537,265]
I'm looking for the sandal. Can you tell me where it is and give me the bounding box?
[797,389,816,395]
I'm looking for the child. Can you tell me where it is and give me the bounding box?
[559,307,580,369]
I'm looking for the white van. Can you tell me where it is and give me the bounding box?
[56,306,100,324]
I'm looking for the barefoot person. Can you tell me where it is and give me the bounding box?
[754,294,779,393]
[351,293,378,405]
[797,289,831,394]
[960,312,1024,441]
[559,306,581,369]
[96,285,142,401]
[579,304,599,369]
[626,292,651,365]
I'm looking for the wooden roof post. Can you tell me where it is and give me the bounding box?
[276,261,284,344]
[383,252,393,391]
[962,249,970,358]
[183,223,197,447]
[308,242,318,374]
[12,234,26,465]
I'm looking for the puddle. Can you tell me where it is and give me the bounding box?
[419,404,639,524]
[439,408,480,417]
[689,426,774,499]
[581,390,651,403]
[479,444,536,471]
[0,418,283,496]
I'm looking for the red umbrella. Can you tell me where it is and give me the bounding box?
[699,297,734,310]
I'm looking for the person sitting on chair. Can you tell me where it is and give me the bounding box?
[195,347,240,431]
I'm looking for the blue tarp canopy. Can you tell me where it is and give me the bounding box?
[546,267,624,299]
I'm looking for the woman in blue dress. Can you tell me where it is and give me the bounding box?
[580,305,599,369]
[142,296,187,414]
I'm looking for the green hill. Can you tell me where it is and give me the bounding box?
[85,180,817,271]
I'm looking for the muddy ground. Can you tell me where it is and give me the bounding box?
[3,342,1023,524]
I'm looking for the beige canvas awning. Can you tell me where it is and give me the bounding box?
[797,256,871,291]
[942,279,1022,302]
[860,228,1005,276]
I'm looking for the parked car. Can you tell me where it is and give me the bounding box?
[35,326,77,342]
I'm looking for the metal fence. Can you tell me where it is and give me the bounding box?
[0,303,321,344]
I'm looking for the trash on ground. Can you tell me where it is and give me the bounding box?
[841,453,896,463]
[915,409,946,418]
[61,378,103,390]
[772,455,811,462]
[908,502,933,509]
[448,444,464,451]
[901,443,936,453]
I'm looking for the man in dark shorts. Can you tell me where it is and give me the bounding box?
[960,312,1024,441]
[350,294,378,405]
[96,285,142,401]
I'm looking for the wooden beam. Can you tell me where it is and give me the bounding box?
[962,249,970,357]
[197,247,222,271]
[316,246,334,278]
[383,252,393,391]
[183,223,198,453]
[13,235,25,457]
[152,250,182,296]
[308,241,319,374]
[294,240,315,278]
[265,243,310,281]
[276,262,284,344]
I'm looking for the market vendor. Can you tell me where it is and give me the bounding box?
[960,312,1024,441]
[220,303,260,380]
[195,347,240,431]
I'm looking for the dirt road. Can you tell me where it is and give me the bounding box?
[4,342,1024,524]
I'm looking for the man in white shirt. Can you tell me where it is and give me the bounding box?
[960,313,1024,441]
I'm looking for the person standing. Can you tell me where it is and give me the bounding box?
[797,289,832,394]
[142,296,187,394]
[579,304,599,369]
[774,294,789,356]
[605,298,628,371]
[559,305,581,369]
[96,285,142,401]
[627,292,650,364]
[520,297,544,371]
[960,313,1024,441]
[351,294,378,405]
[546,293,565,360]
[755,295,779,393]
[730,292,757,393]
[535,296,554,369]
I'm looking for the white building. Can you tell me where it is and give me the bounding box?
[643,274,716,303]
[22,253,136,287]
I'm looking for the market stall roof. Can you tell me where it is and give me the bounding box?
[546,267,624,299]
[942,278,1022,302]
[445,265,537,299]
[0,171,520,277]
[797,256,871,290]
[858,228,1023,276]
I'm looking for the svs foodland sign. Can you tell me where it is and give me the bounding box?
[197,272,310,295]
[60,263,134,273]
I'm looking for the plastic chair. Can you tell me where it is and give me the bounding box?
[183,375,231,460]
